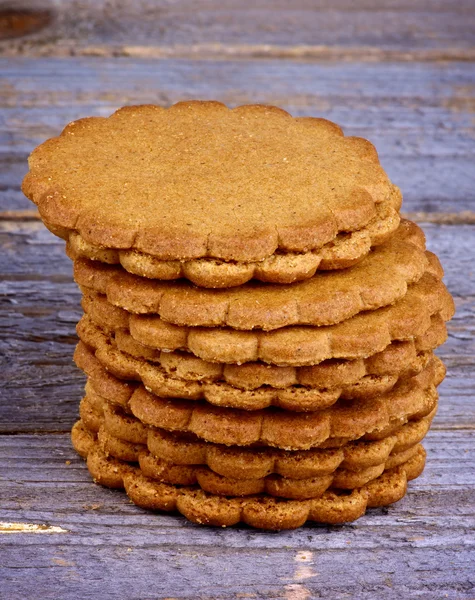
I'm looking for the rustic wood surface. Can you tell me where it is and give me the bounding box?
[0,1,474,598]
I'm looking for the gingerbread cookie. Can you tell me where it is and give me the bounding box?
[73,357,442,451]
[76,320,439,412]
[79,272,453,366]
[72,222,433,330]
[24,102,399,283]
[66,194,399,287]
[73,393,435,481]
[86,416,423,500]
[73,437,425,529]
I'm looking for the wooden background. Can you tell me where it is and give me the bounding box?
[1,1,474,598]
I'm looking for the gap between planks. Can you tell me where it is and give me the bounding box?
[2,210,475,225]
[4,43,475,63]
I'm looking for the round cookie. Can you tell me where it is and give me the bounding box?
[91,416,423,500]
[24,101,399,289]
[144,410,436,480]
[74,356,442,451]
[75,392,436,482]
[76,318,439,412]
[72,221,431,330]
[81,290,448,376]
[126,358,443,450]
[79,271,454,366]
[65,194,401,287]
[72,436,426,529]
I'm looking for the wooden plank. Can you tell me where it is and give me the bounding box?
[1,5,473,596]
[1,263,472,431]
[2,0,475,61]
[1,220,474,431]
[1,430,474,599]
[1,221,473,310]
[1,290,472,431]
[1,58,474,214]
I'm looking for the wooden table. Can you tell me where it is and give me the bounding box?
[1,2,474,598]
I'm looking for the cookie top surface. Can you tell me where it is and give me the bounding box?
[23,101,393,261]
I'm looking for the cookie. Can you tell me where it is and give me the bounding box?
[79,379,437,455]
[74,438,426,529]
[65,193,399,287]
[87,358,442,451]
[141,443,422,499]
[23,102,398,285]
[81,292,130,332]
[73,319,446,419]
[125,447,425,528]
[80,272,453,366]
[71,420,96,458]
[73,343,137,410]
[93,414,427,496]
[81,283,449,371]
[145,410,435,480]
[76,318,439,411]
[117,322,444,387]
[88,412,423,500]
[98,427,146,464]
[74,386,435,479]
[81,290,448,376]
[72,222,432,330]
[83,407,420,481]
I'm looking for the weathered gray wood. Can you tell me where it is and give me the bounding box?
[1,221,474,298]
[1,430,474,600]
[2,58,475,214]
[1,220,474,431]
[2,0,475,61]
[1,267,472,431]
[1,6,474,592]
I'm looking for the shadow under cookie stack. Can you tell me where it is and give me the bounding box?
[23,101,454,530]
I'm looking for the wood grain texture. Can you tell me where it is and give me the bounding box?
[1,220,474,432]
[1,430,474,600]
[2,0,475,61]
[1,4,474,592]
[2,58,475,215]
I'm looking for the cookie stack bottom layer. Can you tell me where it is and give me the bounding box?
[72,419,427,530]
[70,346,445,529]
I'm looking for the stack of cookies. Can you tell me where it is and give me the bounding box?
[23,101,454,530]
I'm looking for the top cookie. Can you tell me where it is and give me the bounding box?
[23,101,395,264]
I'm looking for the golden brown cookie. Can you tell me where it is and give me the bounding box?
[79,270,454,366]
[74,438,426,529]
[65,193,399,287]
[76,317,440,412]
[23,102,399,286]
[143,409,436,480]
[117,358,443,450]
[81,285,449,372]
[81,292,448,378]
[129,446,425,528]
[71,420,96,458]
[90,415,423,500]
[74,318,446,422]
[81,380,437,460]
[74,387,436,481]
[72,222,432,330]
[114,321,441,381]
[142,443,421,498]
[73,344,137,410]
[98,427,146,464]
